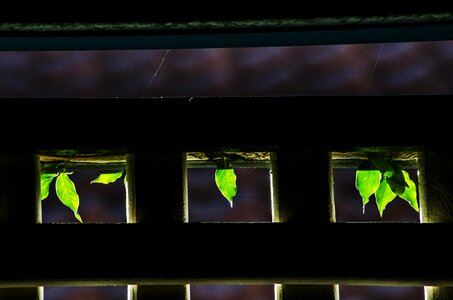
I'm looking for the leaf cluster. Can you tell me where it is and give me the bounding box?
[41,172,123,222]
[355,153,418,216]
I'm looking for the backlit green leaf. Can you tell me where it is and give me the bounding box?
[386,162,409,196]
[56,173,83,223]
[40,173,57,200]
[91,172,123,184]
[386,176,406,196]
[400,170,419,212]
[215,169,237,207]
[375,177,397,217]
[355,170,381,212]
[389,162,408,185]
[368,153,394,174]
[74,213,83,223]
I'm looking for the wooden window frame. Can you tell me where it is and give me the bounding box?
[1,9,453,300]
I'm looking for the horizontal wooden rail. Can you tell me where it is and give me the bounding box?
[0,223,450,287]
[39,152,417,172]
[2,6,452,23]
[0,7,452,50]
[0,97,449,153]
[1,23,453,50]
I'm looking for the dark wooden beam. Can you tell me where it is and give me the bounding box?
[271,152,337,299]
[0,7,452,50]
[0,155,40,223]
[0,288,42,299]
[0,223,451,287]
[1,6,451,23]
[0,97,449,153]
[38,152,418,173]
[1,23,453,50]
[275,285,339,300]
[0,155,42,297]
[271,152,334,223]
[126,153,188,299]
[419,151,453,299]
[126,153,188,223]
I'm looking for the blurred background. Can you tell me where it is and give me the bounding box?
[1,41,453,97]
[0,41,439,298]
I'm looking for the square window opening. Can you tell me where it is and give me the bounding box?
[44,286,127,300]
[187,152,271,222]
[40,155,126,223]
[340,285,424,300]
[333,152,419,223]
[190,284,274,300]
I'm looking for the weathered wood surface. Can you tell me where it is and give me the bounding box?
[38,151,417,175]
[128,285,188,300]
[419,151,453,299]
[0,155,41,298]
[0,155,40,223]
[0,223,448,287]
[275,284,339,300]
[271,152,334,223]
[0,287,42,299]
[425,286,453,300]
[0,8,452,50]
[271,151,337,299]
[126,153,188,299]
[1,7,451,24]
[39,151,417,172]
[419,151,453,223]
[126,153,187,223]
[2,23,452,50]
[0,97,447,153]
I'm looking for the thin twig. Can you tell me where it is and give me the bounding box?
[365,43,383,93]
[141,49,170,97]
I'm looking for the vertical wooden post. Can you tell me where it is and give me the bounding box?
[0,154,42,299]
[0,287,43,299]
[0,155,41,223]
[128,285,190,300]
[425,286,453,300]
[126,153,189,300]
[418,151,453,300]
[271,151,338,300]
[271,152,335,223]
[275,284,339,300]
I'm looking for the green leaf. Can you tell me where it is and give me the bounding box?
[368,153,394,174]
[355,169,381,212]
[386,176,406,196]
[215,169,237,207]
[91,172,123,184]
[400,170,419,212]
[387,162,409,192]
[40,173,58,200]
[375,177,397,217]
[389,162,408,184]
[74,213,83,223]
[56,173,83,223]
